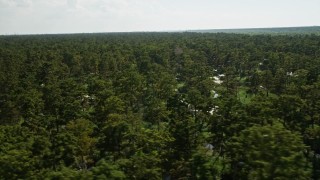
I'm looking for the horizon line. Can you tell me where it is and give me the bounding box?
[1,25,319,36]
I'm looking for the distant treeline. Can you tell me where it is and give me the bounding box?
[188,26,320,35]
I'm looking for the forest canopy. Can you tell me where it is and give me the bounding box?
[0,32,320,179]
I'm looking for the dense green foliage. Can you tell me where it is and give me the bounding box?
[0,32,320,179]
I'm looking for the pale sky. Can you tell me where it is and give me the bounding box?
[0,0,319,34]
